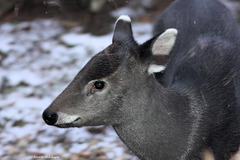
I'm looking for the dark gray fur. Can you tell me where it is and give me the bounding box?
[153,0,240,159]
[43,0,240,159]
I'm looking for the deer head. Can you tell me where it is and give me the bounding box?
[42,15,178,128]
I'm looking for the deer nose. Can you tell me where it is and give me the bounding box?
[42,109,58,125]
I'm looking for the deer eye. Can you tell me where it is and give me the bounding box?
[88,80,107,95]
[94,80,105,90]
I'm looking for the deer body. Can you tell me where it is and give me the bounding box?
[154,0,240,87]
[153,0,240,159]
[43,0,240,159]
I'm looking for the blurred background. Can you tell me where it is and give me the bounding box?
[0,0,174,34]
[0,0,240,160]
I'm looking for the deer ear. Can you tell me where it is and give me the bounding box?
[152,28,178,56]
[147,28,178,74]
[113,15,134,43]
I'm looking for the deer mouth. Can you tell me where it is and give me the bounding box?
[55,117,82,128]
[73,117,81,123]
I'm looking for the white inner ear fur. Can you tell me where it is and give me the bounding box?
[152,28,178,56]
[148,64,166,74]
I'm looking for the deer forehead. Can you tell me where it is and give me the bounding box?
[81,48,126,82]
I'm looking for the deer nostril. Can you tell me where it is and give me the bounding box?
[42,109,58,125]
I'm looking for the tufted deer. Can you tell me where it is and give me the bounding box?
[43,0,240,159]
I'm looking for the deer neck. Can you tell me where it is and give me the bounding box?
[113,75,192,160]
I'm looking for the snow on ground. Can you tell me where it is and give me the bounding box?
[0,18,152,160]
